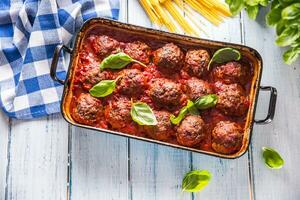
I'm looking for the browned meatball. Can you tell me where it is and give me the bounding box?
[184,49,210,78]
[89,35,120,58]
[144,110,174,141]
[124,41,151,64]
[176,115,206,147]
[185,77,213,101]
[212,121,243,154]
[149,78,182,107]
[212,61,250,85]
[215,82,249,117]
[117,69,147,95]
[105,97,131,129]
[72,93,103,125]
[82,67,111,90]
[153,43,184,72]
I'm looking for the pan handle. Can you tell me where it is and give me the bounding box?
[50,44,72,85]
[254,86,277,125]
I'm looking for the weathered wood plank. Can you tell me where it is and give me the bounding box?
[70,128,129,200]
[0,112,9,200]
[6,114,69,200]
[69,1,129,200]
[127,1,191,200]
[243,10,300,200]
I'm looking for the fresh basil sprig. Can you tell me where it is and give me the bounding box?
[194,94,218,110]
[170,100,196,125]
[89,80,116,97]
[262,147,284,169]
[131,102,158,126]
[225,0,300,65]
[182,170,212,192]
[208,48,241,70]
[100,52,147,70]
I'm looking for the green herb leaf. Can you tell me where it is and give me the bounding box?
[283,46,300,65]
[89,80,116,97]
[100,52,147,70]
[225,0,245,16]
[187,100,200,115]
[131,102,157,126]
[194,94,218,110]
[170,100,195,125]
[266,4,283,26]
[275,26,300,47]
[246,5,259,20]
[262,147,284,169]
[208,48,241,70]
[275,20,286,35]
[281,3,300,20]
[182,170,212,192]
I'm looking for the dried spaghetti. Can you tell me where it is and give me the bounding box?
[139,0,231,36]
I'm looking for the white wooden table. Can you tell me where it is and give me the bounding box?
[1,1,300,200]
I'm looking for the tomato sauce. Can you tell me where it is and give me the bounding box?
[69,30,253,154]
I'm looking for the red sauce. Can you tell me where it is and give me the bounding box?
[69,31,254,154]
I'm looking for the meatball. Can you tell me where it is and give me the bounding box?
[149,78,182,107]
[72,93,103,125]
[215,82,248,117]
[117,69,147,95]
[124,41,151,64]
[153,43,184,72]
[176,115,206,147]
[82,67,111,90]
[89,35,120,58]
[185,77,213,101]
[212,121,243,154]
[144,110,174,141]
[105,97,131,129]
[184,49,210,78]
[212,61,250,85]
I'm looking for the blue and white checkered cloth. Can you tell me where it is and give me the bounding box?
[0,0,119,119]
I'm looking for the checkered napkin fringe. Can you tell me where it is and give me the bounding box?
[0,0,119,119]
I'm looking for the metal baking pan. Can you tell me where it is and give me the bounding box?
[50,18,277,159]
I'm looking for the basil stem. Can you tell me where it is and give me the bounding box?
[100,52,147,70]
[170,100,196,125]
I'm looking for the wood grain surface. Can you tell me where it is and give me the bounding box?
[0,1,299,200]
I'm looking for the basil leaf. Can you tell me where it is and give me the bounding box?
[283,46,300,65]
[208,48,241,70]
[182,170,212,192]
[100,52,147,70]
[271,0,280,9]
[275,26,300,47]
[266,4,283,26]
[281,3,300,20]
[225,0,245,16]
[170,100,195,125]
[89,80,116,97]
[276,20,286,35]
[187,100,200,115]
[131,102,157,126]
[262,147,284,169]
[258,0,270,7]
[246,5,259,20]
[195,94,218,110]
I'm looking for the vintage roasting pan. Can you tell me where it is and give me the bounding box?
[50,18,277,159]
